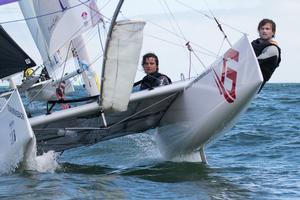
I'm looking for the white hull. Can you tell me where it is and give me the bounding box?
[0,90,34,169]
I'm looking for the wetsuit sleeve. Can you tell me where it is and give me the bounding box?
[257,46,279,82]
[257,45,279,59]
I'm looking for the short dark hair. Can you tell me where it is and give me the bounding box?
[258,18,276,37]
[142,53,159,66]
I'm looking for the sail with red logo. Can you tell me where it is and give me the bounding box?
[18,0,103,100]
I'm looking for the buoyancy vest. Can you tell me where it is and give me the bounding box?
[251,38,281,82]
[139,72,172,90]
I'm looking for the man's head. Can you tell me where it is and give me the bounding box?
[258,19,276,41]
[142,53,159,74]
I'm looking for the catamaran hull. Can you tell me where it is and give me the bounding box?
[0,90,34,169]
[156,36,262,158]
[156,72,261,159]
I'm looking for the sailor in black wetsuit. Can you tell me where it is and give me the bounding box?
[251,18,281,92]
[135,53,171,90]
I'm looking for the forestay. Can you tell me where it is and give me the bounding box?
[102,20,145,111]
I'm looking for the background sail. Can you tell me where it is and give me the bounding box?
[18,0,49,67]
[31,0,102,55]
[19,0,101,92]
[102,20,145,111]
[71,35,100,96]
[0,25,36,79]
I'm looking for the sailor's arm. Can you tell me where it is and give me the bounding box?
[257,45,279,60]
[257,45,280,82]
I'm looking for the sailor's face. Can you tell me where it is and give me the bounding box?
[143,57,157,74]
[259,23,274,41]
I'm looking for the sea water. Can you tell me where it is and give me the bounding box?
[0,83,299,199]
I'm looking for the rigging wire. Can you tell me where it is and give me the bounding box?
[158,0,186,48]
[159,0,201,77]
[59,41,73,84]
[216,37,226,57]
[202,0,232,47]
[161,0,188,42]
[173,0,246,35]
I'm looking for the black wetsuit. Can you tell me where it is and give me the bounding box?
[251,39,281,88]
[135,72,172,90]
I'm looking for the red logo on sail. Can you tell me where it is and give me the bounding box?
[213,49,239,103]
[81,11,88,20]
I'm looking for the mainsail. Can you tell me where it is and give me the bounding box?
[18,0,102,96]
[0,25,36,79]
[102,20,145,111]
[26,0,102,55]
[71,35,100,96]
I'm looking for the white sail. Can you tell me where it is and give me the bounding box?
[18,0,102,99]
[18,0,71,79]
[71,35,100,96]
[102,20,146,111]
[31,0,102,55]
[18,0,49,65]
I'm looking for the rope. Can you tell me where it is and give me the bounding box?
[174,0,246,35]
[213,17,232,48]
[185,41,207,71]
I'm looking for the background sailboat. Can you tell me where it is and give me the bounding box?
[17,0,103,101]
[0,24,42,96]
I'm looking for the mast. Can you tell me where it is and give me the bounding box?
[99,0,124,107]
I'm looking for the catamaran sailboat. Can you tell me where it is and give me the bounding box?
[1,0,263,164]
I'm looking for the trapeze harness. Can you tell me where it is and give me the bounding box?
[251,39,281,83]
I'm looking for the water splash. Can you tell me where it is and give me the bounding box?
[23,135,59,173]
[171,151,202,162]
[0,135,59,175]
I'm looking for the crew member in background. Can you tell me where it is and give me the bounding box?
[23,66,34,79]
[251,18,281,92]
